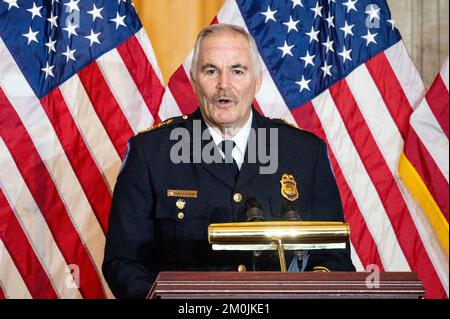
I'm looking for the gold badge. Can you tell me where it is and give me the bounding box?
[176,199,186,210]
[280,174,299,201]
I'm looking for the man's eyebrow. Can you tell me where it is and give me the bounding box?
[201,63,217,70]
[231,64,248,70]
[200,63,248,70]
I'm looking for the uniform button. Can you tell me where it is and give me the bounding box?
[238,264,247,272]
[233,193,242,203]
[177,212,185,220]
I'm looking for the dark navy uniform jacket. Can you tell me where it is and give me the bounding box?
[103,108,355,299]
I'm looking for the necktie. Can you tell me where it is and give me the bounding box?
[219,140,239,182]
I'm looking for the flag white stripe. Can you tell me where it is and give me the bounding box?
[159,88,183,121]
[0,240,32,299]
[59,75,121,194]
[440,57,449,90]
[0,38,110,297]
[384,42,426,110]
[350,243,365,272]
[135,28,165,86]
[256,66,297,121]
[217,0,243,24]
[251,65,295,121]
[97,49,154,134]
[182,51,194,81]
[312,90,410,271]
[398,179,450,296]
[410,99,449,182]
[0,138,82,299]
[347,65,405,174]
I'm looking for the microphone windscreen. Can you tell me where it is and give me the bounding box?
[246,197,264,222]
[281,201,300,221]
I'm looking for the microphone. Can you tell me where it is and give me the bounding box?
[281,201,305,262]
[245,197,265,222]
[245,197,264,270]
[281,201,301,221]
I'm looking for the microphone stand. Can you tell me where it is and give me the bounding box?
[245,197,264,271]
[281,201,307,269]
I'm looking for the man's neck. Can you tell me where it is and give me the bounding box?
[205,111,253,139]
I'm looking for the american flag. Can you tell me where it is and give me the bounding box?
[402,56,449,235]
[0,0,164,298]
[159,0,449,298]
[400,55,449,293]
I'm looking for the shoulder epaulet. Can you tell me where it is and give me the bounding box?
[269,117,303,131]
[138,115,189,135]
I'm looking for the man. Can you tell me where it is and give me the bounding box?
[103,24,355,299]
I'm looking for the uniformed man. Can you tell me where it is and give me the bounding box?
[103,23,355,299]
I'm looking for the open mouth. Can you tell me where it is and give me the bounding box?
[219,98,232,104]
[214,96,236,108]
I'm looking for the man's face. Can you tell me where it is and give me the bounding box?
[191,30,261,132]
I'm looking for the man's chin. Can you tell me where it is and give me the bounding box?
[211,111,238,126]
[213,121,235,129]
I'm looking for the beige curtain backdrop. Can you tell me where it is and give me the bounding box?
[133,0,225,83]
[387,0,449,88]
[133,0,448,88]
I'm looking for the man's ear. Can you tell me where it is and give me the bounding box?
[255,73,262,93]
[190,72,197,92]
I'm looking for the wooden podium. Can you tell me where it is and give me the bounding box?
[147,272,424,299]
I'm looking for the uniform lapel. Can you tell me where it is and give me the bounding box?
[236,110,271,188]
[187,109,236,189]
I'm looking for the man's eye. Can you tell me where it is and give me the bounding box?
[205,69,217,75]
[233,69,245,75]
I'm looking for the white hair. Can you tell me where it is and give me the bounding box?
[190,23,262,82]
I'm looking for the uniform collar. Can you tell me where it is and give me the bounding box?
[204,110,253,169]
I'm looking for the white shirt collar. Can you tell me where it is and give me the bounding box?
[205,110,253,170]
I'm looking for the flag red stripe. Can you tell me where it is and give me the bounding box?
[167,66,198,115]
[291,102,323,137]
[330,80,446,298]
[365,53,413,139]
[0,89,105,299]
[211,16,219,25]
[116,35,164,122]
[0,190,58,299]
[425,75,449,138]
[292,102,385,270]
[40,89,112,233]
[404,131,449,221]
[328,149,386,270]
[152,114,163,125]
[252,99,264,116]
[77,62,134,159]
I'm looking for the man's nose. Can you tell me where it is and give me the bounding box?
[216,71,231,89]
